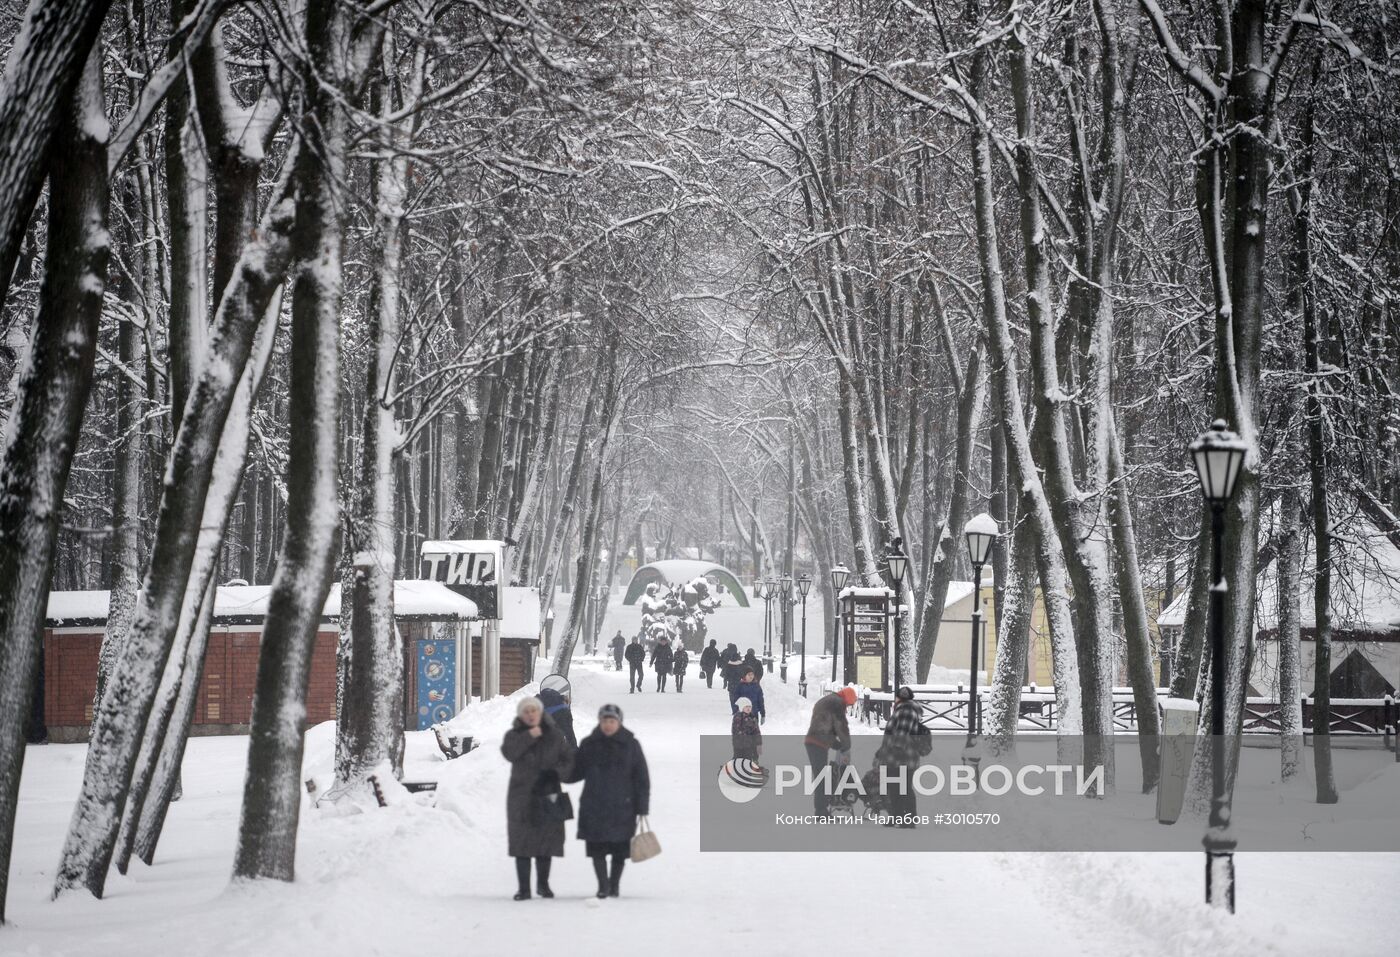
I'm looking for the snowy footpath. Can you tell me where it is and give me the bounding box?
[7,660,1396,956]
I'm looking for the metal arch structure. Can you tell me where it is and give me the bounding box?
[621,559,750,607]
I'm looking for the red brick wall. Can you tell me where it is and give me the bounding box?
[44,627,340,736]
[44,631,99,727]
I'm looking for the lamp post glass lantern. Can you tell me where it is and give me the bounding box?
[1189,419,1247,913]
[962,514,999,750]
[797,574,811,696]
[830,564,850,683]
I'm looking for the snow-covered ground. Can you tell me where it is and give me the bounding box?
[8,654,1396,955]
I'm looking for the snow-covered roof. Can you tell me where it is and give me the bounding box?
[1156,516,1400,634]
[46,580,478,628]
[1156,591,1188,628]
[944,581,976,609]
[385,580,480,620]
[420,539,502,555]
[838,586,896,599]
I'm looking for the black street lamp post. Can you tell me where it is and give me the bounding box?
[757,578,775,676]
[886,539,908,692]
[780,575,792,682]
[753,577,765,664]
[1190,418,1247,913]
[797,574,812,697]
[963,514,998,756]
[830,564,850,684]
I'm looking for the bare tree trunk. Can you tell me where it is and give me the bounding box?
[551,355,619,675]
[233,0,382,882]
[0,50,109,923]
[985,511,1037,748]
[94,182,147,712]
[55,173,297,901]
[117,296,281,873]
[1006,14,1114,785]
[1107,424,1160,791]
[915,345,984,681]
[336,35,423,790]
[537,376,600,616]
[965,23,1081,737]
[0,0,110,313]
[1275,486,1304,783]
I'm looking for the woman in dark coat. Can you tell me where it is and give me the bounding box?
[564,703,650,898]
[501,696,574,900]
[719,643,742,689]
[742,648,764,680]
[650,638,674,693]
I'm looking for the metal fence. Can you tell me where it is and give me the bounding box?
[861,685,1399,743]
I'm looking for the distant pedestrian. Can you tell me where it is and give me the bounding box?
[501,696,575,900]
[729,669,765,722]
[538,685,576,749]
[565,703,651,899]
[699,639,720,688]
[610,631,626,671]
[719,643,742,689]
[672,647,689,692]
[731,697,762,763]
[625,636,646,693]
[804,687,856,815]
[650,637,674,693]
[742,648,764,681]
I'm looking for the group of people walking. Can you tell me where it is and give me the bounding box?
[502,694,650,900]
[610,631,697,693]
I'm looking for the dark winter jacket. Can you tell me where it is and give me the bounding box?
[878,699,931,768]
[650,642,674,674]
[804,691,852,752]
[501,715,575,857]
[610,635,626,660]
[699,644,720,674]
[538,688,577,749]
[564,725,651,845]
[624,641,646,666]
[731,710,762,761]
[729,678,765,719]
[741,653,764,680]
[722,646,744,682]
[672,649,689,676]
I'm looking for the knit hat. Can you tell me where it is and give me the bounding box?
[735,697,752,711]
[838,687,857,707]
[598,703,624,722]
[895,686,914,702]
[516,696,543,718]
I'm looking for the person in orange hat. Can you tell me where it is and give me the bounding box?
[803,687,855,815]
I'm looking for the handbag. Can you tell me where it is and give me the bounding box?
[630,816,661,862]
[534,790,574,823]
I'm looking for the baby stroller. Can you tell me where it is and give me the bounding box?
[826,758,891,818]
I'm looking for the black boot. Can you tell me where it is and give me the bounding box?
[514,857,531,900]
[608,854,626,897]
[535,856,553,898]
[592,856,609,899]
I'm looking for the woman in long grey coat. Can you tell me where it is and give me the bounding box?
[501,696,574,900]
